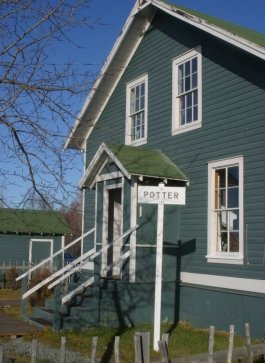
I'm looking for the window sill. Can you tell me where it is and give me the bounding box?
[172,121,202,136]
[125,138,147,147]
[206,254,244,265]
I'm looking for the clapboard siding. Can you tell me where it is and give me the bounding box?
[84,10,265,282]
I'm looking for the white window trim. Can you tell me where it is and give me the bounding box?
[172,46,202,135]
[207,156,244,264]
[125,74,148,146]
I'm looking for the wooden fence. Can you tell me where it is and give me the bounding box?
[0,323,263,363]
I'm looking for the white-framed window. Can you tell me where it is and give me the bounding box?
[172,47,202,135]
[207,156,244,264]
[125,74,148,146]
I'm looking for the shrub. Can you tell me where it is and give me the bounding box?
[6,267,18,289]
[28,268,53,306]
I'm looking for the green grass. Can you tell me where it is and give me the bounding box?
[31,321,247,363]
[0,289,259,362]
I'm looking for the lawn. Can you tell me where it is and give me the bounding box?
[0,289,258,363]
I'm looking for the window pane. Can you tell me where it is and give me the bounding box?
[216,168,226,188]
[192,57,197,73]
[180,110,185,125]
[228,187,239,208]
[218,188,226,209]
[228,166,239,187]
[192,73,197,89]
[193,106,198,121]
[229,210,239,230]
[186,93,192,108]
[180,96,185,111]
[130,89,135,113]
[185,76,191,92]
[185,61,190,76]
[193,90,198,105]
[229,232,239,252]
[186,107,192,123]
[140,94,145,110]
[221,232,228,251]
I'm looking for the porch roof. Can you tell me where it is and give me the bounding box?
[80,143,188,188]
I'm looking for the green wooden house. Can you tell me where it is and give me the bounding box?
[0,208,70,272]
[28,0,265,339]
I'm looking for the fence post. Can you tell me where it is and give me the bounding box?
[134,334,143,363]
[91,336,98,363]
[245,323,253,363]
[60,336,66,363]
[20,276,27,320]
[227,325,234,363]
[158,340,169,363]
[135,332,150,363]
[162,333,169,347]
[31,339,38,363]
[0,344,3,363]
[114,336,120,363]
[208,325,215,363]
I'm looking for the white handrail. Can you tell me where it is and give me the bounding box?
[22,248,95,300]
[16,227,95,282]
[49,225,138,289]
[103,250,131,273]
[61,276,94,305]
[22,224,138,300]
[90,224,139,261]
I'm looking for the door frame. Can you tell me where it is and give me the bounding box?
[101,180,124,277]
[29,238,54,268]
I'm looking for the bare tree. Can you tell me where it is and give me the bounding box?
[0,0,92,208]
[61,193,82,256]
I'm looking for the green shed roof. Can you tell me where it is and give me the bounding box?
[166,1,265,48]
[0,209,71,235]
[107,144,188,181]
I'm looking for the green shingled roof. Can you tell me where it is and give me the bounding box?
[165,1,265,48]
[107,144,188,181]
[0,209,71,235]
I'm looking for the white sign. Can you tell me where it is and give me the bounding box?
[137,182,186,350]
[138,185,186,205]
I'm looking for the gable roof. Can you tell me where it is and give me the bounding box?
[0,209,71,235]
[80,143,188,188]
[65,0,265,150]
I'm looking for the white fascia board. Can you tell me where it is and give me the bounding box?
[65,2,154,150]
[79,143,131,189]
[152,0,265,61]
[181,272,265,295]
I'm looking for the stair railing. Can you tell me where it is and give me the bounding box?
[16,227,95,283]
[21,247,95,300]
[58,224,139,305]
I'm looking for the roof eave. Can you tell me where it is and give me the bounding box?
[65,1,155,150]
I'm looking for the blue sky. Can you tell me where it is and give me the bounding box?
[70,0,265,73]
[5,0,265,206]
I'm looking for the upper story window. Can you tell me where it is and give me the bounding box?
[207,156,244,264]
[125,74,148,146]
[172,47,202,135]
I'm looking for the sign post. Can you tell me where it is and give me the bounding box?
[138,182,186,351]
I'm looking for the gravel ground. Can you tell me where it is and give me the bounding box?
[2,338,89,362]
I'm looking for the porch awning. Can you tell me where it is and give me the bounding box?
[80,143,188,188]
